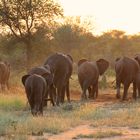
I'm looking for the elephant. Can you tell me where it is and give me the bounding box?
[0,61,10,91]
[78,58,109,100]
[134,54,140,97]
[28,65,55,106]
[44,53,73,105]
[115,56,140,100]
[136,73,140,98]
[22,74,47,116]
[60,54,73,103]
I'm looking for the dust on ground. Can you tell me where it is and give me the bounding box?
[30,89,140,140]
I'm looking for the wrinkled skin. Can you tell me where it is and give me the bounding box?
[78,59,109,100]
[28,66,55,106]
[44,53,73,105]
[136,73,140,98]
[115,57,140,100]
[60,54,73,103]
[134,54,140,97]
[22,74,46,116]
[0,61,10,91]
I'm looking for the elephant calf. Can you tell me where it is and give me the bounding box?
[78,58,109,100]
[22,74,47,116]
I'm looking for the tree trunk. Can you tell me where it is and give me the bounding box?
[25,41,32,72]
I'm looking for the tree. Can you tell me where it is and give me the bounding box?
[52,16,95,55]
[0,0,63,70]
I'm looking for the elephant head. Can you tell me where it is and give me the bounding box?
[96,59,109,75]
[78,58,88,67]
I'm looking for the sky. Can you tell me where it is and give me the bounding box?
[59,0,140,35]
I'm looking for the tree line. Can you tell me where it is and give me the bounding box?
[0,0,140,72]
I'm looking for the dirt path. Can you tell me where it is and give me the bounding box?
[30,124,140,140]
[30,90,139,140]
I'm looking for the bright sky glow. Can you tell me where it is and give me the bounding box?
[59,0,140,35]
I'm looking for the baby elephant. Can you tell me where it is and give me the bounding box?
[22,74,47,116]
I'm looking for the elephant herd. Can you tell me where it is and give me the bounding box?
[21,53,140,116]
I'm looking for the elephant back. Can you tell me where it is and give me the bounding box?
[77,59,88,67]
[44,53,71,74]
[115,57,140,79]
[28,66,51,76]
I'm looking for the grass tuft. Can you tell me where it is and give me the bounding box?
[73,131,122,139]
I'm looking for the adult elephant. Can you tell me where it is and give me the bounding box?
[60,54,73,103]
[28,65,55,106]
[44,53,73,105]
[78,58,109,100]
[134,54,140,97]
[22,74,47,116]
[115,56,140,100]
[0,61,10,91]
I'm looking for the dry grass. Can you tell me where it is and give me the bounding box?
[0,74,140,139]
[73,130,122,139]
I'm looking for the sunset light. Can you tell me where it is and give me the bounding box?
[60,0,140,35]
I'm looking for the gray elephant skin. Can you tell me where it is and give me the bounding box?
[28,66,55,106]
[0,61,10,91]
[22,74,47,116]
[78,58,109,100]
[44,53,73,105]
[134,54,140,97]
[115,56,140,100]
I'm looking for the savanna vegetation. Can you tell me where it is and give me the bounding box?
[0,0,140,139]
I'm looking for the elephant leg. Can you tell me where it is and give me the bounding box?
[52,86,56,104]
[81,86,88,100]
[95,83,99,98]
[56,86,62,106]
[66,81,70,102]
[60,86,65,103]
[116,80,121,99]
[44,90,49,107]
[81,88,87,100]
[88,86,92,98]
[138,86,140,98]
[133,82,137,100]
[122,83,130,100]
[39,101,43,116]
[89,86,96,99]
[49,90,55,106]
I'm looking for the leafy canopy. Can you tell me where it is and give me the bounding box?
[0,0,63,42]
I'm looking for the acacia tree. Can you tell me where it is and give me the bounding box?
[0,0,63,70]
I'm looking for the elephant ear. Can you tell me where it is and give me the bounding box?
[96,59,109,75]
[67,54,73,62]
[78,58,88,67]
[22,74,30,86]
